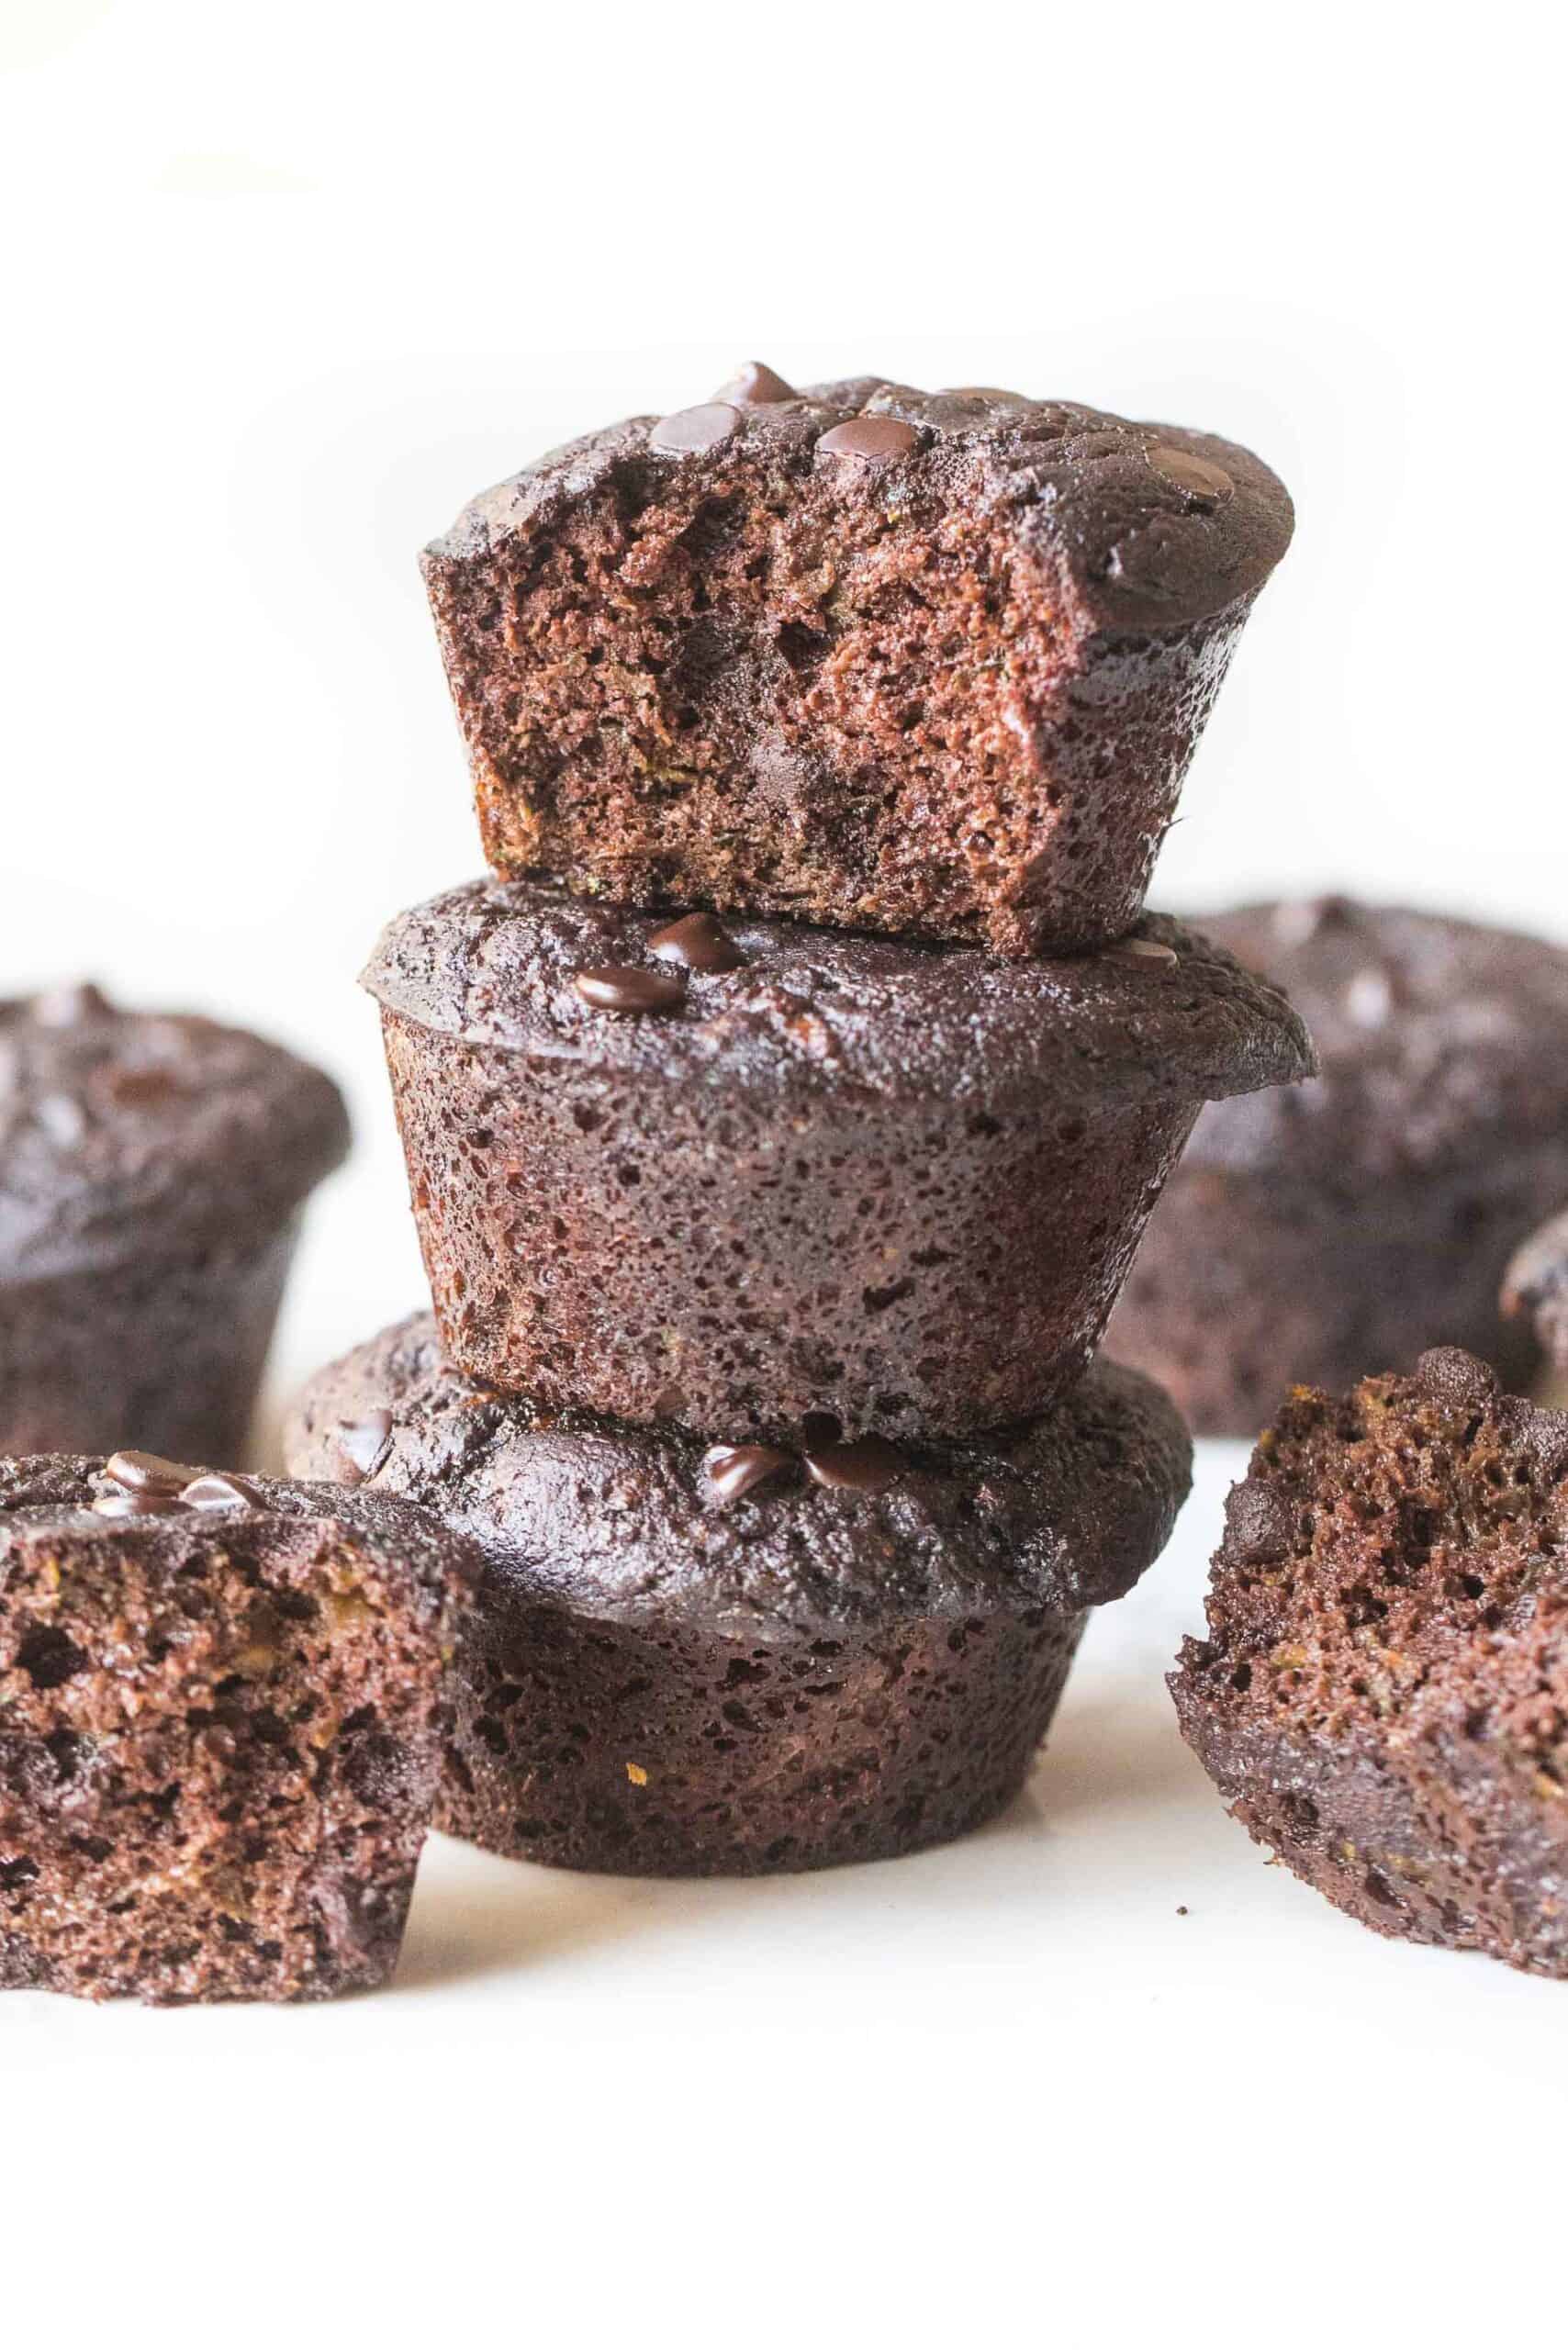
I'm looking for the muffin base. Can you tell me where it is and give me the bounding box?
[441,1584,1085,1876]
[1106,1148,1563,1437]
[0,1224,297,1464]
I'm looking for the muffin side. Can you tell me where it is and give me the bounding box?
[364,882,1314,1439]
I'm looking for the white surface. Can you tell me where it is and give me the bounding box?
[3,6,1567,2344]
[6,1447,1568,2346]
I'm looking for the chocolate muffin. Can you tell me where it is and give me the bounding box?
[1105,901,1568,1435]
[422,366,1293,956]
[0,1446,474,2004]
[363,879,1312,1442]
[1171,1350,1568,1977]
[285,1313,1192,1876]
[0,983,350,1461]
[1502,1208,1568,1376]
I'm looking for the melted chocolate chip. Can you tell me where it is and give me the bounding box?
[107,1068,181,1111]
[648,913,745,974]
[803,1435,905,1494]
[30,981,113,1028]
[574,965,687,1014]
[105,1449,205,1495]
[1109,937,1179,967]
[702,1444,795,1504]
[649,403,740,455]
[1147,445,1234,505]
[1224,1480,1297,1567]
[91,1488,185,1518]
[336,1411,393,1484]
[1415,1348,1500,1411]
[713,362,795,406]
[1515,1404,1568,1483]
[817,415,922,463]
[181,1472,265,1512]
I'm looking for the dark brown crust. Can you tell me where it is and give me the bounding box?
[283,1315,1193,1631]
[0,1460,473,2004]
[362,882,1314,1113]
[0,1225,297,1462]
[1105,901,1568,1434]
[283,1316,1190,1875]
[435,1597,1085,1876]
[0,989,350,1279]
[0,987,349,1460]
[1170,1355,1568,1977]
[364,884,1312,1440]
[1106,1141,1563,1438]
[421,377,1292,954]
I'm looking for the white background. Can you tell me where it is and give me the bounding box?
[2,6,1565,2345]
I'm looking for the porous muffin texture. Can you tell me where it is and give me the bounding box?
[1106,900,1568,1434]
[1503,1208,1568,1376]
[286,1314,1193,1876]
[422,368,1293,955]
[0,985,350,1460]
[0,1455,472,2003]
[364,878,1313,1442]
[1171,1350,1568,1976]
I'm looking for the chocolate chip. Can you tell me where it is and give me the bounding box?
[1514,1404,1568,1482]
[336,1411,393,1485]
[803,1435,905,1494]
[648,913,745,974]
[1224,1481,1297,1566]
[181,1472,265,1512]
[1414,1348,1500,1411]
[30,981,113,1027]
[817,416,921,463]
[1147,444,1234,505]
[1109,936,1179,967]
[712,362,795,406]
[107,1068,181,1111]
[702,1444,795,1504]
[649,403,740,455]
[91,1489,184,1518]
[105,1449,206,1494]
[574,965,687,1014]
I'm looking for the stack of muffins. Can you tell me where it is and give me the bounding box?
[287,365,1314,1875]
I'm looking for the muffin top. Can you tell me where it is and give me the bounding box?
[283,1312,1192,1637]
[1174,900,1568,1176]
[424,368,1294,634]
[363,879,1315,1115]
[0,984,351,1279]
[0,1446,475,1623]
